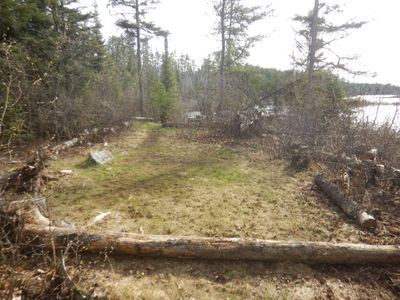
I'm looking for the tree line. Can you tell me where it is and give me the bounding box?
[343,82,400,97]
[0,0,378,144]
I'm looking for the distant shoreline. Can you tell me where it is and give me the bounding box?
[347,95,400,107]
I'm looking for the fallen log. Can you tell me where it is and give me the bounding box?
[51,138,80,155]
[315,175,377,229]
[162,122,206,128]
[0,198,47,214]
[132,117,155,122]
[3,200,398,265]
[49,119,132,157]
[22,224,400,264]
[0,198,50,226]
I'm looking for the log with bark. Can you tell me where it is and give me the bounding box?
[315,174,377,229]
[2,199,399,265]
[22,224,400,264]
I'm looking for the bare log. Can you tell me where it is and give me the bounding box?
[52,138,80,155]
[22,224,400,264]
[315,174,377,229]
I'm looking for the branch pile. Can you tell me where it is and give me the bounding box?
[0,150,46,194]
[316,149,400,240]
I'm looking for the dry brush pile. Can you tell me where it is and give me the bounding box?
[0,120,134,298]
[255,109,400,245]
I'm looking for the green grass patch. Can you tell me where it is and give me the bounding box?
[45,122,360,242]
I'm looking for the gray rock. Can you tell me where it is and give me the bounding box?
[89,150,113,165]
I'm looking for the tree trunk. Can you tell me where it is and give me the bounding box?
[22,224,400,264]
[307,0,319,101]
[135,0,144,116]
[218,0,227,111]
[226,0,234,68]
[315,174,377,229]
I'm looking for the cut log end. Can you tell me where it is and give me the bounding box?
[358,212,377,229]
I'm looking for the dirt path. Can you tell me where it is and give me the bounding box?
[41,122,398,299]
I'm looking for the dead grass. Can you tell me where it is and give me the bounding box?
[76,257,395,300]
[40,122,397,299]
[45,122,360,242]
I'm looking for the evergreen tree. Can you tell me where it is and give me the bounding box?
[0,0,109,140]
[293,1,366,98]
[110,0,164,116]
[87,2,106,71]
[213,0,271,110]
[159,34,180,123]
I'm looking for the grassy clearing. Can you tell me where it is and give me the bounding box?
[42,122,396,299]
[46,122,360,242]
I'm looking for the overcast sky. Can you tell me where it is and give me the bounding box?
[94,0,400,86]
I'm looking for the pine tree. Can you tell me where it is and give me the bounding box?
[159,34,180,123]
[293,1,366,98]
[110,0,164,116]
[87,2,105,71]
[213,0,271,110]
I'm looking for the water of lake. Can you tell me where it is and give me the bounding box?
[354,95,400,128]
